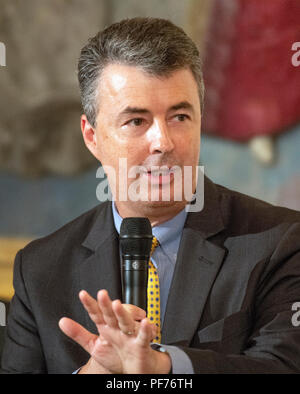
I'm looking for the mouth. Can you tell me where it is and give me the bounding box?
[141,167,176,185]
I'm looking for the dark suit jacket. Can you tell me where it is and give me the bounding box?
[2,176,300,374]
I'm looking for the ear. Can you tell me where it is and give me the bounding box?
[81,114,99,158]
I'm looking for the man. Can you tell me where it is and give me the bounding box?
[2,17,300,374]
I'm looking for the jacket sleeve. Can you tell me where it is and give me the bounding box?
[0,249,47,374]
[172,223,300,374]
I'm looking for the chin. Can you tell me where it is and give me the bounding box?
[137,199,186,211]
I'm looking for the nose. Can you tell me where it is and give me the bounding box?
[148,119,175,154]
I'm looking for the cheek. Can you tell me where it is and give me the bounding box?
[96,129,126,165]
[177,133,200,163]
[125,141,149,164]
[100,141,147,173]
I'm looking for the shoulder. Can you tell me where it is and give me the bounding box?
[215,182,300,233]
[24,202,109,252]
[15,201,112,281]
[211,183,300,285]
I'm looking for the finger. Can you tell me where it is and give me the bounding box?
[79,290,105,328]
[136,318,153,348]
[97,289,119,328]
[150,323,158,340]
[112,299,136,335]
[58,317,98,354]
[123,304,146,321]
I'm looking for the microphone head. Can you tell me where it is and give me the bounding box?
[120,217,153,259]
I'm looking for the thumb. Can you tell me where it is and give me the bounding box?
[122,304,147,321]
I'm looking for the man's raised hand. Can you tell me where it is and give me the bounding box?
[58,289,171,374]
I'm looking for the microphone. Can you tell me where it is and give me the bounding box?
[120,217,153,311]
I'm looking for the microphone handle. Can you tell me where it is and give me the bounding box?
[122,258,148,312]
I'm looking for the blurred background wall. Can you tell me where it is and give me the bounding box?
[0,0,300,301]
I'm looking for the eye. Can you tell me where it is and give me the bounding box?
[174,114,189,122]
[127,118,145,127]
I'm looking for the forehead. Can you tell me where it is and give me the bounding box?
[97,63,200,112]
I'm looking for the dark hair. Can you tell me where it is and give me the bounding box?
[78,17,205,127]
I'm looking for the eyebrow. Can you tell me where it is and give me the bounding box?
[119,107,150,116]
[116,107,149,124]
[168,101,195,114]
[117,101,195,122]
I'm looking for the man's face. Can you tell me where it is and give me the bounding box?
[83,63,201,217]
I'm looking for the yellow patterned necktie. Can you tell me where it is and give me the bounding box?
[147,236,161,343]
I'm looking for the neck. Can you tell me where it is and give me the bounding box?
[114,201,187,227]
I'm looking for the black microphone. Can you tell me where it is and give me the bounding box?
[120,217,153,311]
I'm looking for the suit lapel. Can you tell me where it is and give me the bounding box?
[162,176,227,345]
[162,229,226,344]
[79,202,122,332]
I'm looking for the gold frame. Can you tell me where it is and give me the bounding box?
[0,238,32,301]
